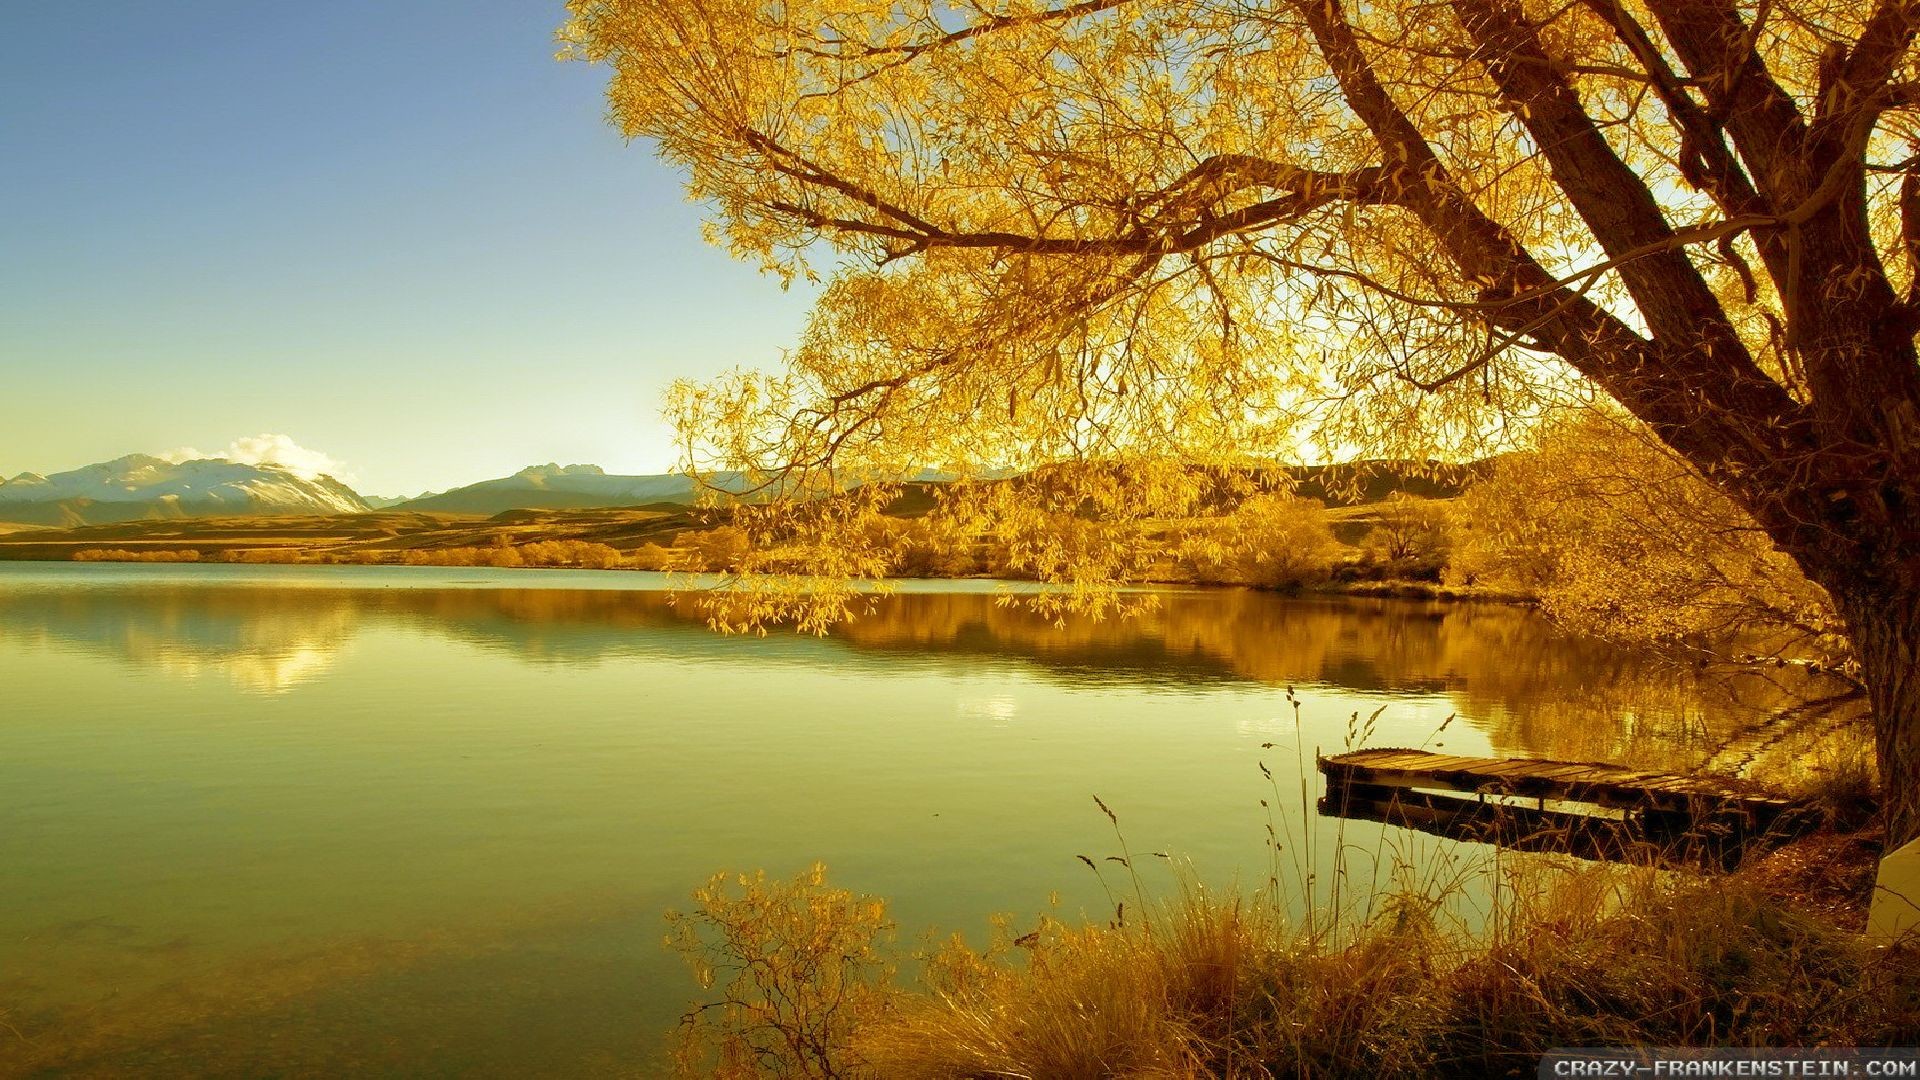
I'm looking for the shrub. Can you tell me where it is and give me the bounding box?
[71,548,201,562]
[514,540,623,568]
[631,542,677,571]
[684,526,752,572]
[217,548,303,564]
[1179,495,1339,589]
[665,864,896,1078]
[1448,415,1844,664]
[393,541,624,569]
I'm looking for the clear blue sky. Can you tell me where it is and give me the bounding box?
[0,1,818,496]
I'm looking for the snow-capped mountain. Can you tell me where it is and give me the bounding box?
[395,464,745,515]
[0,454,370,526]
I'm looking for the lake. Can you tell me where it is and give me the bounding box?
[0,563,1792,1076]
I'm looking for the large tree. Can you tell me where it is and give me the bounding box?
[564,0,1920,843]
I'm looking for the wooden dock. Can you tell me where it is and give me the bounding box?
[1317,748,1814,866]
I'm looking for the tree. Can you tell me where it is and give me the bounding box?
[1363,493,1453,574]
[565,0,1920,843]
[1179,493,1339,587]
[1455,413,1855,672]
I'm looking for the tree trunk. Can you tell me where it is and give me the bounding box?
[1836,582,1920,849]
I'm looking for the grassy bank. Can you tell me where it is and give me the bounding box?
[664,834,1915,1079]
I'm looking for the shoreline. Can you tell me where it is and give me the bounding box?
[0,549,1536,605]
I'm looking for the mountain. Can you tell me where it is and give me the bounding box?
[0,454,370,527]
[361,493,433,510]
[394,464,748,515]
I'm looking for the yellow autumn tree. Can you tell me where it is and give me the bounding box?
[564,0,1920,843]
[1454,413,1856,675]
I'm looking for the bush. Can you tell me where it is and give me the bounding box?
[514,540,623,568]
[1447,415,1843,662]
[71,548,201,562]
[631,542,677,571]
[217,548,303,564]
[1179,495,1339,589]
[665,864,896,1078]
[684,526,752,572]
[394,540,624,569]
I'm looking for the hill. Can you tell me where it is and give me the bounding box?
[394,464,751,515]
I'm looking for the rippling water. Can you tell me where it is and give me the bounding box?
[0,563,1798,1076]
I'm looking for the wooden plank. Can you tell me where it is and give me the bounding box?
[1536,764,1604,781]
[1319,749,1802,817]
[1474,761,1541,779]
[1395,753,1474,770]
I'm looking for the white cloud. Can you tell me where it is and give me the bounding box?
[158,434,352,482]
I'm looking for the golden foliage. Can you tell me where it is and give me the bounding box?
[71,548,203,563]
[665,864,896,1078]
[1176,493,1339,589]
[562,0,1920,485]
[562,0,1920,843]
[219,548,309,564]
[397,540,628,569]
[1361,494,1455,574]
[560,0,1920,625]
[1453,414,1850,670]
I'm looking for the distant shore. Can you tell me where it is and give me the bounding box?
[0,538,1530,606]
[0,500,1532,606]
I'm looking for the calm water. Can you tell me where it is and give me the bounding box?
[0,563,1789,1077]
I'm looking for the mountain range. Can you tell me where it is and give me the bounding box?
[0,455,370,527]
[0,452,1480,528]
[0,456,743,527]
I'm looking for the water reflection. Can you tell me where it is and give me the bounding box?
[0,564,1833,1076]
[0,567,1814,766]
[0,584,358,693]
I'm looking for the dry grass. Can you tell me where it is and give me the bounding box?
[666,853,1917,1079]
[662,702,1913,1077]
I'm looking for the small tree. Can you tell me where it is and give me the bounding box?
[1182,494,1339,589]
[686,525,753,573]
[1362,494,1454,576]
[666,864,895,1078]
[1456,415,1853,672]
[630,542,676,571]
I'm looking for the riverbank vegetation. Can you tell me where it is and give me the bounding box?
[5,460,1469,584]
[35,428,1870,684]
[31,467,1479,592]
[659,688,1896,1076]
[665,830,1913,1078]
[70,547,205,563]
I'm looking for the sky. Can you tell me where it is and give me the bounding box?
[0,1,819,496]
